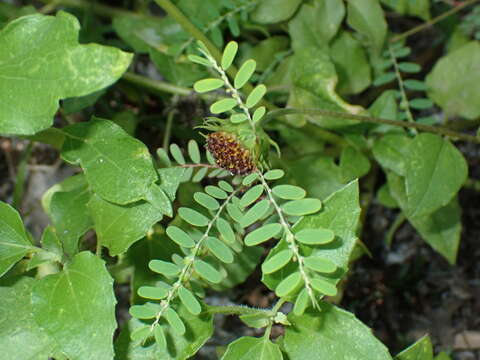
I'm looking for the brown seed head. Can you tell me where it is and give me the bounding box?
[206,132,256,175]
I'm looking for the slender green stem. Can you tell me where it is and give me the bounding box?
[390,0,480,43]
[264,298,286,339]
[265,108,480,144]
[385,213,406,247]
[12,143,33,210]
[257,172,317,309]
[151,189,238,330]
[122,72,192,96]
[388,45,416,131]
[162,110,175,150]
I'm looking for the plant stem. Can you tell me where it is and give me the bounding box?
[122,72,192,96]
[12,142,33,210]
[390,0,480,43]
[162,110,175,150]
[257,171,317,309]
[207,304,273,316]
[265,108,480,144]
[385,213,406,247]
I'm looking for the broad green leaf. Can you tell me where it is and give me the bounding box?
[287,47,365,128]
[382,0,430,20]
[276,271,302,297]
[194,192,220,210]
[46,176,92,256]
[165,307,186,335]
[283,304,392,359]
[129,303,157,319]
[221,41,238,70]
[205,185,228,199]
[372,134,412,176]
[331,30,371,95]
[205,236,234,264]
[137,285,169,300]
[281,198,322,216]
[405,134,467,217]
[62,118,157,204]
[240,200,270,228]
[234,59,256,89]
[88,194,162,256]
[246,84,267,108]
[340,146,371,182]
[409,198,461,265]
[0,12,132,135]
[158,167,185,201]
[194,259,223,283]
[395,335,433,360]
[194,78,224,93]
[149,259,181,277]
[240,184,264,208]
[346,0,387,54]
[245,223,282,246]
[304,256,337,273]
[216,218,236,245]
[31,252,117,360]
[262,181,360,293]
[0,277,57,359]
[179,207,210,227]
[222,336,283,359]
[426,42,480,119]
[0,201,34,277]
[294,228,335,245]
[272,185,306,200]
[310,277,338,296]
[188,140,201,163]
[115,304,213,359]
[251,0,302,24]
[288,0,345,50]
[210,98,237,114]
[261,249,293,274]
[178,286,202,315]
[144,183,173,217]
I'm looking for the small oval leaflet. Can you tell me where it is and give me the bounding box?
[188,139,201,163]
[137,286,169,300]
[169,143,185,164]
[130,325,151,342]
[205,185,228,199]
[272,184,306,200]
[410,98,433,110]
[178,207,210,227]
[234,59,256,89]
[129,304,157,319]
[252,106,266,123]
[281,198,322,216]
[193,78,224,93]
[164,307,186,335]
[398,62,421,73]
[156,148,171,167]
[240,184,264,208]
[188,54,211,67]
[166,226,195,248]
[294,228,334,245]
[293,288,309,316]
[404,79,427,91]
[246,84,266,108]
[226,203,243,222]
[218,180,233,192]
[193,167,208,182]
[304,256,337,273]
[261,248,293,274]
[276,271,302,297]
[216,217,236,244]
[230,113,248,124]
[242,172,258,185]
[194,192,220,210]
[244,223,282,246]
[153,325,167,349]
[178,286,202,315]
[149,259,181,276]
[264,169,284,180]
[221,41,238,70]
[206,236,234,263]
[240,199,270,228]
[194,259,223,283]
[210,98,237,114]
[311,277,338,297]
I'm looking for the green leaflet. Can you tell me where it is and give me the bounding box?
[0,201,35,277]
[178,207,210,227]
[310,277,337,296]
[234,59,256,89]
[194,78,224,93]
[129,303,157,319]
[166,226,195,248]
[294,228,335,245]
[149,259,181,277]
[221,41,238,70]
[244,223,283,246]
[187,140,201,164]
[194,259,223,283]
[194,192,220,210]
[205,236,234,264]
[137,285,169,300]
[169,143,186,164]
[211,98,237,114]
[240,184,264,208]
[178,286,202,315]
[281,198,322,216]
[304,256,337,274]
[205,185,228,199]
[222,336,283,360]
[276,271,302,297]
[261,249,293,274]
[165,307,186,335]
[263,169,284,180]
[240,200,271,228]
[272,185,306,200]
[246,84,267,108]
[0,12,132,135]
[395,335,433,360]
